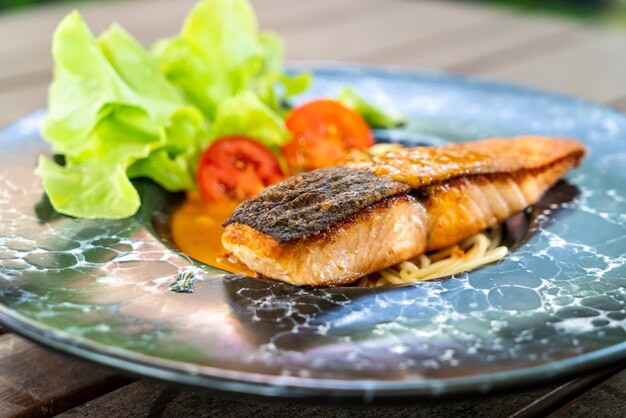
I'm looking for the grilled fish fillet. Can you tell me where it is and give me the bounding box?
[222,136,586,286]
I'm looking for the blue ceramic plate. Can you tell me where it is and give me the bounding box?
[0,65,625,399]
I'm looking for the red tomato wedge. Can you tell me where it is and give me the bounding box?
[197,136,284,204]
[282,99,374,173]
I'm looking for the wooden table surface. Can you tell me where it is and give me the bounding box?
[1,0,626,416]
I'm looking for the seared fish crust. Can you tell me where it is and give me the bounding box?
[224,196,427,286]
[223,136,586,286]
[347,136,585,188]
[225,166,409,244]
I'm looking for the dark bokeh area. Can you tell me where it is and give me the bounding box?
[0,0,616,12]
[0,0,88,11]
[473,0,615,15]
[2,0,626,28]
[470,0,626,26]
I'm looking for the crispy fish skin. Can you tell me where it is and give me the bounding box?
[224,166,409,244]
[347,136,585,188]
[222,136,586,286]
[424,154,581,250]
[224,196,428,286]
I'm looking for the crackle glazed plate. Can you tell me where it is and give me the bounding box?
[0,66,625,400]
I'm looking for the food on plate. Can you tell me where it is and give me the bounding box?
[281,99,374,173]
[196,136,285,204]
[337,87,405,129]
[36,0,294,219]
[358,224,506,288]
[222,136,586,286]
[36,0,397,219]
[170,99,378,275]
[36,0,587,289]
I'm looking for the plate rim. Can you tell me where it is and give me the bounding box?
[1,62,625,399]
[1,301,625,399]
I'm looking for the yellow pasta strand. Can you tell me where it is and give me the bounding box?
[357,226,508,287]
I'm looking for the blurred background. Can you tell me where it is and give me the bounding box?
[2,0,626,127]
[1,0,626,415]
[3,0,626,26]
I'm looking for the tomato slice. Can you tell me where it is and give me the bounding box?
[197,136,284,203]
[282,99,374,173]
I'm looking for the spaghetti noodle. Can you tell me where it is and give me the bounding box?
[353,143,508,287]
[357,225,507,287]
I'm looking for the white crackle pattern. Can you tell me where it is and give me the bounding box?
[0,70,625,393]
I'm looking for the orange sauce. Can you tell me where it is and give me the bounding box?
[170,192,254,276]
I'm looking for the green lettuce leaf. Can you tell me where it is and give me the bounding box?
[154,0,309,118]
[338,86,405,128]
[37,12,207,219]
[38,0,310,220]
[36,156,140,220]
[127,150,195,192]
[211,91,289,147]
[252,32,311,113]
[280,73,312,97]
[127,107,207,191]
[43,13,186,155]
[258,31,283,77]
[154,0,262,119]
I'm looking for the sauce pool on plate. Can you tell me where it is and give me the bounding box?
[170,192,254,276]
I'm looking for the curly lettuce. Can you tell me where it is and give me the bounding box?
[211,91,288,146]
[37,0,311,220]
[338,87,405,129]
[154,0,309,120]
[37,12,207,219]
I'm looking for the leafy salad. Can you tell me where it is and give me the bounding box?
[37,0,403,219]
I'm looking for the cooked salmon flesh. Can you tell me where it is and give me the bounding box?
[222,136,586,286]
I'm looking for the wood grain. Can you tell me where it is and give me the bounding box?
[510,366,621,418]
[0,334,132,417]
[2,0,626,127]
[550,369,626,417]
[477,26,626,103]
[284,0,499,61]
[608,95,626,113]
[58,380,559,418]
[352,9,575,68]
[1,0,626,416]
[0,83,48,129]
[0,0,370,91]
